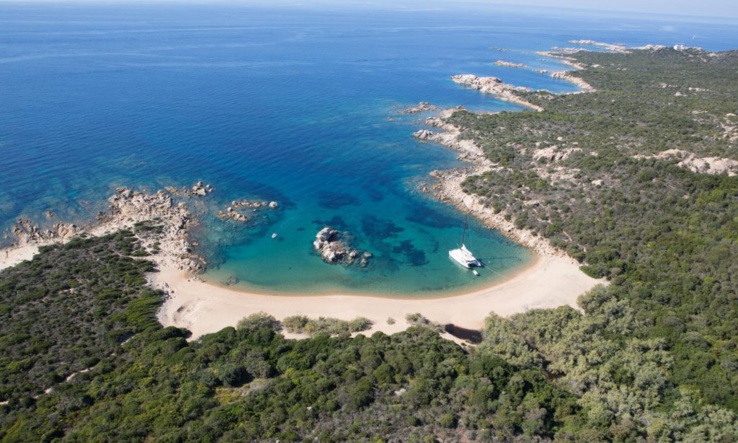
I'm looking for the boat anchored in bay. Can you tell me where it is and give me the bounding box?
[449,215,482,272]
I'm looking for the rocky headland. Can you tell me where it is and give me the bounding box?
[550,70,597,93]
[530,52,598,93]
[451,74,544,111]
[3,182,254,274]
[414,110,493,167]
[568,39,629,53]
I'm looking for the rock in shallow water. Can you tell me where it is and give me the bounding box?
[313,226,371,267]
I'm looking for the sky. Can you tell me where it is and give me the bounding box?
[345,0,738,19]
[1,0,736,19]
[478,0,738,18]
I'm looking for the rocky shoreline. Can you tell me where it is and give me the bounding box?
[6,185,210,273]
[415,115,568,259]
[451,74,544,111]
[417,51,603,261]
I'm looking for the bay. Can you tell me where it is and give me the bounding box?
[1,3,735,295]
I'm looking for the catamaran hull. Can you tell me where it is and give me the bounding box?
[449,246,482,268]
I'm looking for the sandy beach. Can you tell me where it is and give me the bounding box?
[0,236,600,342]
[152,252,600,340]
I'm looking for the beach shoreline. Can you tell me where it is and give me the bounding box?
[195,250,538,301]
[152,250,601,340]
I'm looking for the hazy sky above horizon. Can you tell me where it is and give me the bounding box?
[479,0,737,18]
[329,0,737,18]
[2,0,737,19]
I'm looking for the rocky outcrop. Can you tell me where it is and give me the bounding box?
[493,60,526,68]
[106,188,180,222]
[189,181,213,197]
[636,149,738,177]
[216,199,279,222]
[9,183,216,274]
[533,146,583,162]
[451,74,543,111]
[102,187,204,273]
[413,129,435,140]
[218,209,249,222]
[313,227,370,267]
[413,110,493,166]
[400,102,439,114]
[11,218,80,246]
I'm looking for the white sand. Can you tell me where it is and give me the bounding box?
[154,253,602,340]
[0,244,40,272]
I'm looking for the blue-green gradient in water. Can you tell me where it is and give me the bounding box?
[2,4,737,295]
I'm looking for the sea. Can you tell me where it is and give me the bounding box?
[1,2,737,295]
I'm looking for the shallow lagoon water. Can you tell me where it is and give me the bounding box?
[1,4,736,295]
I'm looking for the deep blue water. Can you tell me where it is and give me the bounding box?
[1,3,737,294]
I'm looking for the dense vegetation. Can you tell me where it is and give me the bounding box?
[1,47,738,441]
[0,236,581,442]
[453,47,738,424]
[0,231,159,402]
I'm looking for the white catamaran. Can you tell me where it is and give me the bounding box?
[449,216,482,269]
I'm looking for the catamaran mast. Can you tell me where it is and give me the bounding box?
[461,214,467,245]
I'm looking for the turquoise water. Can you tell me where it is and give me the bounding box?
[2,3,737,295]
